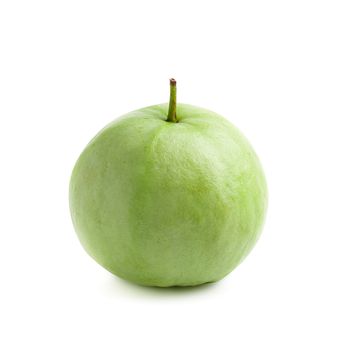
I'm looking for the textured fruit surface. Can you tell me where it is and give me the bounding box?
[69,103,268,287]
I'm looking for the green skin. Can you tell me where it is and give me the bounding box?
[70,91,267,287]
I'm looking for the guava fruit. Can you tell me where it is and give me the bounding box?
[69,79,267,287]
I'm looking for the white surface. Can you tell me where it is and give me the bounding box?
[1,1,349,349]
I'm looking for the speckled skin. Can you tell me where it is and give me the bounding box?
[69,104,268,287]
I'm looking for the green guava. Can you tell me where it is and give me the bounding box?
[69,79,267,287]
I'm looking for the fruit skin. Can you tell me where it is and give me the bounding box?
[69,103,268,287]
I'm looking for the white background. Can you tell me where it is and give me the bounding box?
[0,0,349,349]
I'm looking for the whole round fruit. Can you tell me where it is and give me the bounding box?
[69,79,268,287]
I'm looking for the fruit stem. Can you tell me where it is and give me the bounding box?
[167,78,177,123]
